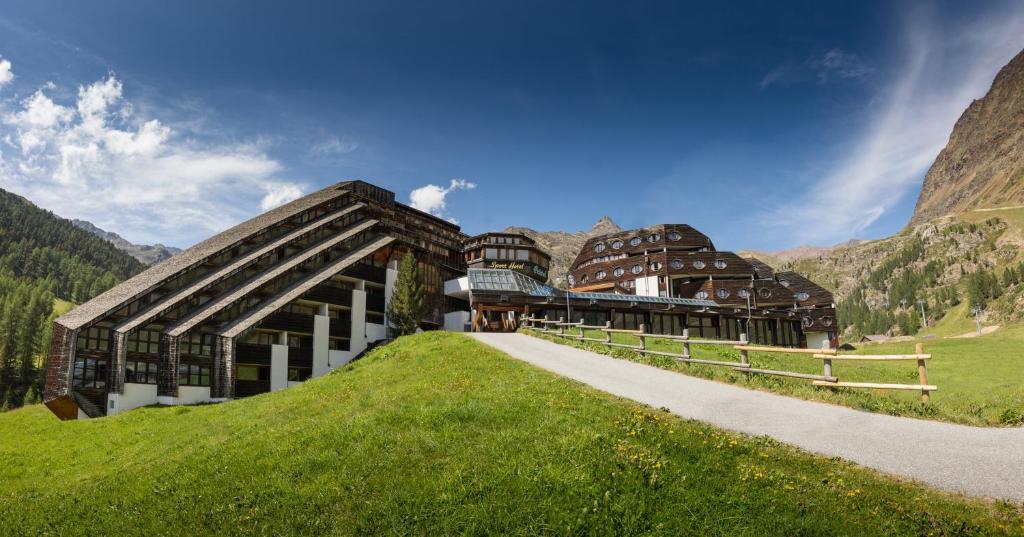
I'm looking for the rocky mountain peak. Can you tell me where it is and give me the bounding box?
[910,47,1024,225]
[590,216,622,236]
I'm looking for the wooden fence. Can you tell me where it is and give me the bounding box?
[522,316,936,403]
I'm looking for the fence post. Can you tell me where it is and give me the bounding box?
[739,333,750,373]
[604,321,612,350]
[916,342,929,404]
[579,318,585,340]
[682,328,691,360]
[821,339,833,380]
[558,316,565,336]
[638,324,647,355]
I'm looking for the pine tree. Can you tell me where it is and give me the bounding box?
[387,253,427,336]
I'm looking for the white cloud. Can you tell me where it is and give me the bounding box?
[408,178,476,222]
[0,58,13,87]
[260,183,303,211]
[768,5,1024,244]
[0,69,303,247]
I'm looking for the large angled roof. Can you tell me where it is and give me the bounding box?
[56,182,353,330]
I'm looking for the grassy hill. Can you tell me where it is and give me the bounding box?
[1,332,1021,535]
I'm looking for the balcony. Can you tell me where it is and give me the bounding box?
[303,286,353,307]
[288,347,313,368]
[259,312,315,333]
[366,293,386,313]
[235,343,271,365]
[343,264,386,284]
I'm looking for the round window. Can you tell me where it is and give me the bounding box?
[694,290,709,300]
[629,237,642,247]
[822,317,834,327]
[758,288,771,298]
[647,233,660,242]
[596,270,606,280]
[737,288,750,299]
[613,267,624,277]
[715,289,730,299]
[714,259,727,269]
[594,243,606,253]
[611,239,623,249]
[796,292,810,301]
[692,260,706,270]
[567,275,575,286]
[650,262,662,271]
[668,231,682,241]
[802,317,813,328]
[670,259,683,270]
[580,274,588,283]
[630,264,643,274]
[779,279,790,288]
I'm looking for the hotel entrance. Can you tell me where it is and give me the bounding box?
[470,306,523,332]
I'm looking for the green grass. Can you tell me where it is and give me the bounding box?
[52,298,76,316]
[2,332,1021,535]
[531,326,1024,427]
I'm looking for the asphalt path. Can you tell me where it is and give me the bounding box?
[470,332,1024,501]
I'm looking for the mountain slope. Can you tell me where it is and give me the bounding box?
[0,332,1018,535]
[71,219,182,265]
[505,216,622,285]
[911,47,1024,224]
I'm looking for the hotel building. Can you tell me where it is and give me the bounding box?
[45,181,835,420]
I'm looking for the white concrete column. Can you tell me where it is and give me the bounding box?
[350,287,367,355]
[313,313,330,377]
[384,261,398,330]
[270,338,288,391]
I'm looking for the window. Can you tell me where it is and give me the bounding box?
[779,279,790,288]
[647,233,660,242]
[629,237,641,247]
[670,259,683,270]
[181,333,213,356]
[714,259,727,269]
[650,262,662,271]
[694,290,709,300]
[125,360,158,384]
[237,365,263,381]
[822,317,834,327]
[758,288,772,298]
[485,248,498,258]
[288,368,312,382]
[716,288,730,299]
[72,358,108,389]
[594,243,606,253]
[613,267,624,277]
[178,363,210,386]
[692,260,706,269]
[802,317,813,328]
[579,274,588,284]
[595,270,607,280]
[796,292,810,301]
[668,231,682,241]
[328,338,350,351]
[516,249,529,261]
[630,264,643,274]
[126,329,160,354]
[737,288,750,299]
[611,240,623,249]
[76,326,110,352]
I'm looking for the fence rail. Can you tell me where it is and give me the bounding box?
[521,315,935,402]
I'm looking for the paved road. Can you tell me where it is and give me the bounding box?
[470,332,1024,501]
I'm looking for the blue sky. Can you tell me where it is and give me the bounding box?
[1,1,1023,251]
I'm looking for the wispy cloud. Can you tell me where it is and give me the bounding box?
[0,57,304,247]
[310,136,358,157]
[760,48,872,88]
[766,5,1024,244]
[408,179,476,223]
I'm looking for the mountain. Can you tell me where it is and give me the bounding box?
[911,48,1024,225]
[505,216,623,285]
[72,219,182,265]
[740,239,869,265]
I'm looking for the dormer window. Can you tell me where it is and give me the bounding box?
[668,231,682,241]
[629,237,642,247]
[631,264,643,274]
[695,290,709,300]
[714,259,727,269]
[716,289,730,299]
[692,260,706,270]
[796,292,810,301]
[613,267,624,277]
[737,289,750,299]
[779,279,790,288]
[611,240,623,249]
[594,243,606,253]
[650,262,662,271]
[647,233,660,242]
[670,259,683,270]
[595,270,607,280]
[758,288,771,298]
